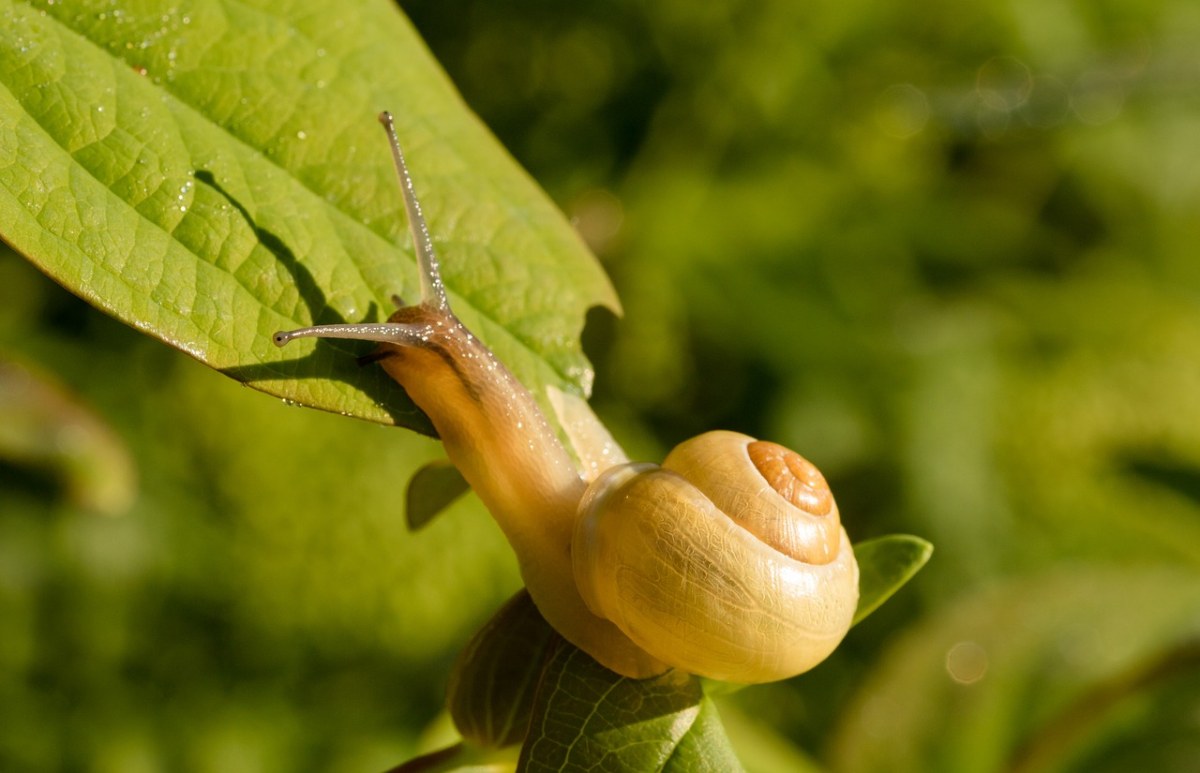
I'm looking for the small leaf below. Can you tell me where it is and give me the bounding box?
[406,460,471,531]
[852,534,933,626]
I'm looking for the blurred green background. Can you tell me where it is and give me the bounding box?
[4,0,1200,770]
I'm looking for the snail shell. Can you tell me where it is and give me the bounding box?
[574,431,858,683]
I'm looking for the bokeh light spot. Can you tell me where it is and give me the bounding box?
[945,640,990,685]
[876,84,930,138]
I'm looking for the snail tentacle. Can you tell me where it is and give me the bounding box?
[272,322,432,348]
[378,110,449,314]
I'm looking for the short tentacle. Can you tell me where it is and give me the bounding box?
[272,322,431,348]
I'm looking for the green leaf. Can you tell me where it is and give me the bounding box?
[520,646,744,772]
[852,534,933,626]
[0,0,618,434]
[406,460,471,531]
[447,590,561,749]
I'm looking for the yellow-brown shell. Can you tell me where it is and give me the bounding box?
[572,431,859,683]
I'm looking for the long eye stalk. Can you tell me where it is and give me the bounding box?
[378,111,449,314]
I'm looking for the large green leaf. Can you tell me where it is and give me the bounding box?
[0,0,618,432]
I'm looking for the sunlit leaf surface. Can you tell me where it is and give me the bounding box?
[0,0,617,433]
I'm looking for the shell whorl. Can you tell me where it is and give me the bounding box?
[662,431,842,565]
[573,430,859,682]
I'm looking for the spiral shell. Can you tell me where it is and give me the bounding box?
[572,430,859,683]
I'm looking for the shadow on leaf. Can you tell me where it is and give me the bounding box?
[193,170,435,434]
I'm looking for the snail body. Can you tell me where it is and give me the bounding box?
[273,112,859,682]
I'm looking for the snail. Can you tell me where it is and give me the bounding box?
[273,112,859,683]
